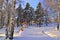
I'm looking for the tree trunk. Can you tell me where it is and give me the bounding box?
[9,0,15,40]
[0,0,3,29]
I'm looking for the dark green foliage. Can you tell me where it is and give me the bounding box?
[16,4,23,27]
[23,3,34,25]
[25,3,30,10]
[37,2,41,9]
[35,2,44,27]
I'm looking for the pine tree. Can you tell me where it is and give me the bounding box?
[35,2,44,27]
[25,3,30,10]
[29,7,34,25]
[16,4,23,27]
[37,2,41,9]
[23,3,31,25]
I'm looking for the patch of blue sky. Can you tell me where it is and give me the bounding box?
[16,0,43,10]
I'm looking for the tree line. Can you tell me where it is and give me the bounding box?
[16,2,49,27]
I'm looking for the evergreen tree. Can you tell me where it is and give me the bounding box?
[29,7,34,25]
[25,3,30,10]
[37,2,41,9]
[44,10,48,26]
[35,2,44,27]
[23,3,31,25]
[16,4,23,27]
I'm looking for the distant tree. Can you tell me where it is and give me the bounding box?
[37,2,41,9]
[16,4,23,27]
[44,10,49,26]
[35,2,44,27]
[29,7,34,25]
[25,3,30,10]
[23,3,31,25]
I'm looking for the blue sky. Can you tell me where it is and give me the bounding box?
[23,0,43,9]
[16,0,44,10]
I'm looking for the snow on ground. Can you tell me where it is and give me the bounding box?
[0,23,60,40]
[13,27,60,40]
[30,23,58,28]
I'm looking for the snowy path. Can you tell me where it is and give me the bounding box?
[0,26,60,40]
[21,27,49,37]
[13,27,60,40]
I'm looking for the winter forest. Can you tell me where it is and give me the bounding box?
[0,0,60,40]
[0,0,58,28]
